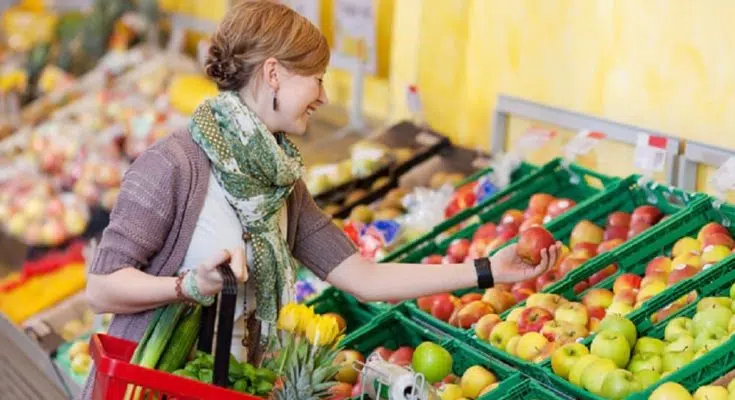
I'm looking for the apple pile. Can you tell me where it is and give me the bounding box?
[579,222,734,322]
[478,293,594,363]
[551,285,735,400]
[649,380,735,400]
[330,342,501,399]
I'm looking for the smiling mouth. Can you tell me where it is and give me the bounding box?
[305,106,317,116]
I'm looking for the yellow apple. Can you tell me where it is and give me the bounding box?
[460,366,497,399]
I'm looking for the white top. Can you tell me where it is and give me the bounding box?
[181,171,288,361]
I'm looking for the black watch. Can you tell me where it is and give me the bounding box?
[474,257,494,289]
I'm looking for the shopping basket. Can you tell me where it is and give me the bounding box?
[89,263,262,399]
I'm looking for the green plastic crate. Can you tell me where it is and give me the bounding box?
[495,379,574,400]
[341,308,522,400]
[535,253,735,400]
[546,195,733,329]
[305,287,383,334]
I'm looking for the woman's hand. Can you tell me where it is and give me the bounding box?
[487,241,562,284]
[195,247,248,297]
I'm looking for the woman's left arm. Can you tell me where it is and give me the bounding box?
[326,243,560,303]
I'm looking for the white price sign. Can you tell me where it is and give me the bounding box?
[515,127,556,154]
[564,130,606,161]
[279,0,320,26]
[634,133,668,173]
[331,0,376,74]
[710,156,735,195]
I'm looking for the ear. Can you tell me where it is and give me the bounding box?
[262,57,280,91]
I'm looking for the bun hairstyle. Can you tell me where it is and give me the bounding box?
[205,0,330,91]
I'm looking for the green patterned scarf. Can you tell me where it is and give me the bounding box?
[189,90,304,326]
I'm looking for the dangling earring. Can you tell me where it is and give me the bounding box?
[272,91,278,111]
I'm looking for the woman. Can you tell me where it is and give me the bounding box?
[82,1,560,397]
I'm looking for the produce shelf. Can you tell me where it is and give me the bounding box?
[304,287,383,335]
[495,378,574,400]
[535,240,735,400]
[341,308,521,400]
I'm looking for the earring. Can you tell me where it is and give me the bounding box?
[272,92,278,111]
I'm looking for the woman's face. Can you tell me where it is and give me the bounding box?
[274,68,328,135]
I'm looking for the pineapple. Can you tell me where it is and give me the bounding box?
[271,334,341,400]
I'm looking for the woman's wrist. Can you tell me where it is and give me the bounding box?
[472,257,495,288]
[180,270,216,306]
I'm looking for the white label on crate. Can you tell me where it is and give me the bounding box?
[711,156,735,194]
[415,131,440,147]
[634,133,668,172]
[564,130,606,161]
[515,127,555,154]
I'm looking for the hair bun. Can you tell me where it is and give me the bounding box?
[205,44,246,91]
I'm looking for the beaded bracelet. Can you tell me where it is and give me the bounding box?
[182,269,216,306]
[175,272,196,306]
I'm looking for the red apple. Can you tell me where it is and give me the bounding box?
[613,273,643,294]
[627,222,652,239]
[588,264,618,286]
[495,283,513,292]
[631,205,663,225]
[417,295,436,312]
[501,209,525,227]
[328,382,353,399]
[475,314,502,341]
[421,254,444,264]
[528,193,555,214]
[467,238,492,260]
[645,256,673,277]
[517,226,556,265]
[702,232,734,249]
[582,288,614,309]
[598,239,625,254]
[518,306,555,334]
[570,220,604,248]
[558,257,588,277]
[430,294,456,321]
[604,226,629,241]
[460,293,484,305]
[388,346,414,366]
[473,222,498,241]
[588,306,606,321]
[481,288,516,314]
[512,280,536,302]
[607,211,632,228]
[455,301,495,329]
[519,215,545,233]
[697,222,730,243]
[369,346,393,361]
[535,268,561,292]
[446,238,471,263]
[547,198,576,218]
[667,264,699,285]
[612,290,637,307]
[496,223,519,239]
[573,280,590,295]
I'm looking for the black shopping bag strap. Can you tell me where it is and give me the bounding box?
[196,262,241,388]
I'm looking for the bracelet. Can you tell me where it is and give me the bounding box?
[175,272,195,305]
[474,257,494,289]
[182,269,216,306]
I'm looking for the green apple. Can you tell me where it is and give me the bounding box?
[693,307,733,337]
[569,354,599,386]
[666,334,695,353]
[693,385,728,400]
[600,369,644,400]
[662,348,695,373]
[551,342,590,380]
[634,337,666,355]
[729,314,735,334]
[581,358,617,395]
[694,327,728,352]
[600,314,638,348]
[633,369,661,389]
[489,321,519,351]
[627,352,663,374]
[697,297,732,312]
[649,382,693,400]
[665,317,693,342]
[412,342,453,383]
[591,330,631,368]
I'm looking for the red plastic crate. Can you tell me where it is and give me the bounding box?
[89,334,263,400]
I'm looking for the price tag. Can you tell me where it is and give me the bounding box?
[634,133,668,173]
[564,130,606,162]
[515,127,556,154]
[710,156,735,195]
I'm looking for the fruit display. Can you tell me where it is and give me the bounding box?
[648,381,735,400]
[546,281,735,400]
[336,310,519,400]
[53,314,112,383]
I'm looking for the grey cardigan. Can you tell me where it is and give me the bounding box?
[80,129,356,399]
